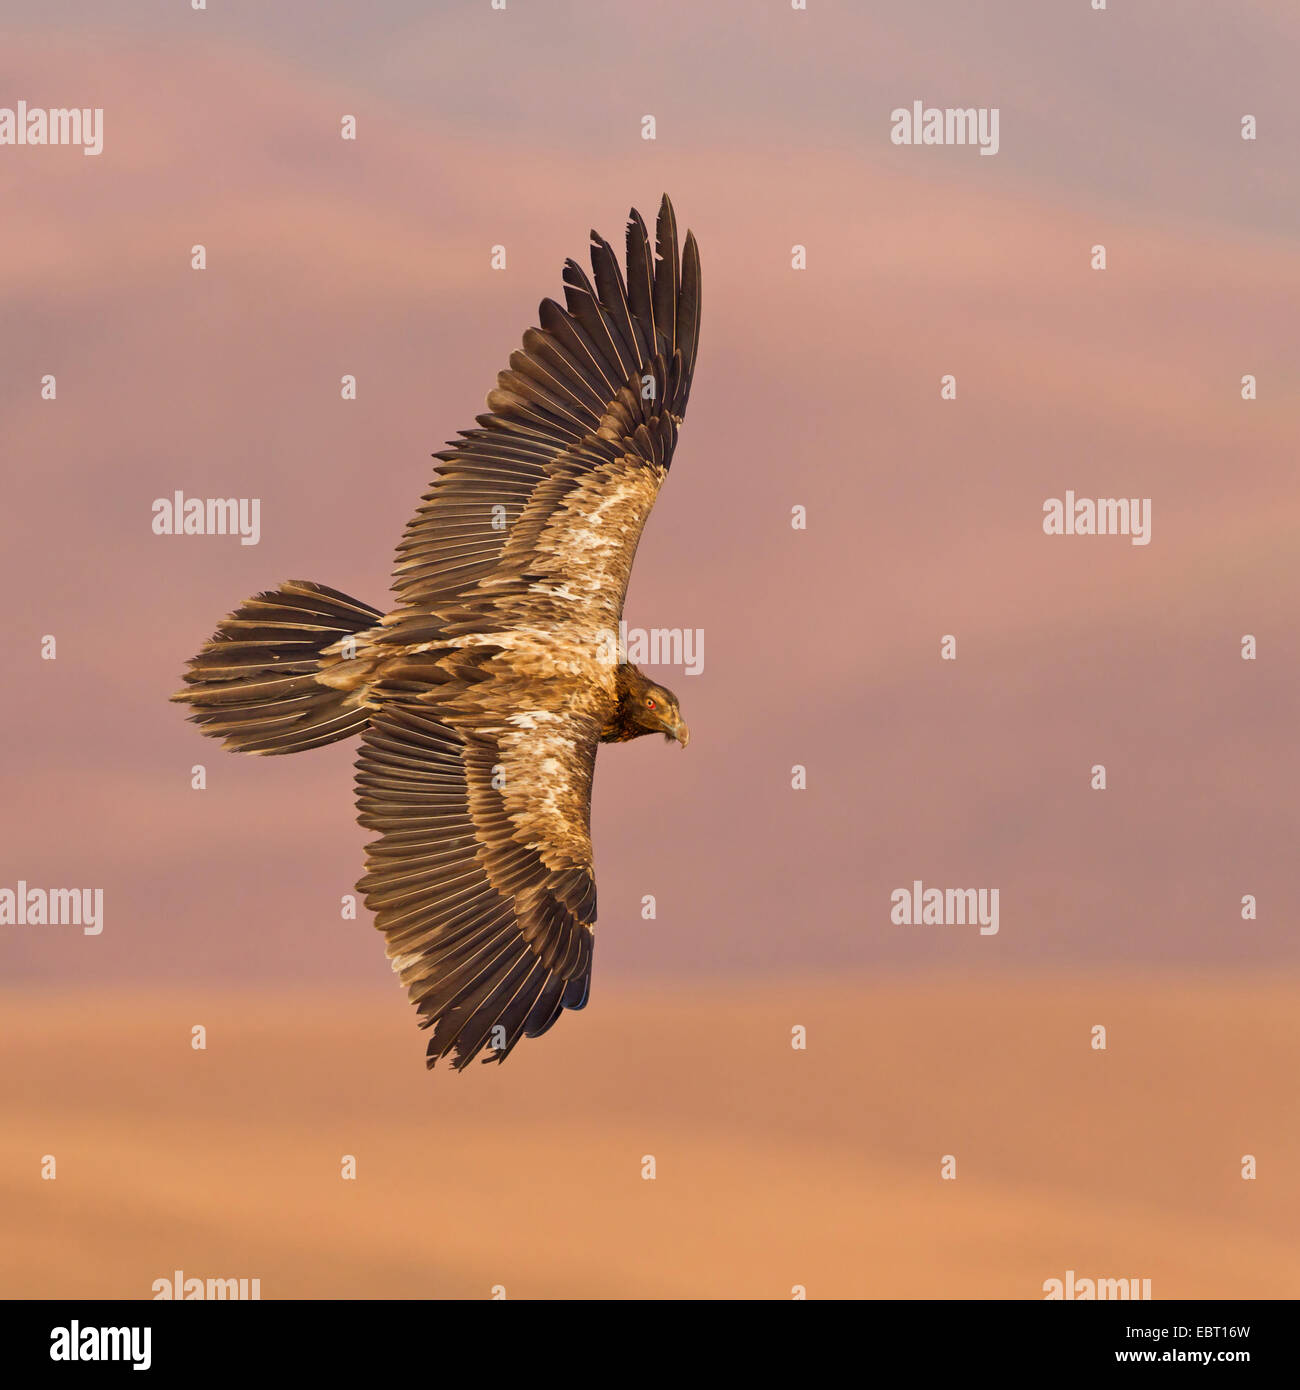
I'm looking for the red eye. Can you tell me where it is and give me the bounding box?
[646,698,656,709]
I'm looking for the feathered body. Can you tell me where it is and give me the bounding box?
[173,196,700,1070]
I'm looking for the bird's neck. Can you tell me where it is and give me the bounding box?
[599,664,651,743]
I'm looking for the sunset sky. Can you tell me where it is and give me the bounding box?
[1,0,1296,1299]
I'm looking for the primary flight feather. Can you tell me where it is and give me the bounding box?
[172,195,701,1070]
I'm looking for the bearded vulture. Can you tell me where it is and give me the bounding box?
[173,195,701,1070]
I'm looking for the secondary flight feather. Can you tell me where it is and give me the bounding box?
[172,195,701,1070]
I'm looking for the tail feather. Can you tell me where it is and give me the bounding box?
[173,580,383,755]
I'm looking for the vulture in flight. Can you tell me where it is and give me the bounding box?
[173,195,701,1070]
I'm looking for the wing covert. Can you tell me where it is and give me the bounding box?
[389,195,701,625]
[355,694,598,1069]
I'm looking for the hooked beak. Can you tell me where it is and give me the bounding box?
[672,720,690,748]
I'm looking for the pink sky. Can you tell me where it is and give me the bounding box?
[2,3,1297,991]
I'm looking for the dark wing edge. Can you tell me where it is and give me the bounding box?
[390,194,701,611]
[355,695,596,1071]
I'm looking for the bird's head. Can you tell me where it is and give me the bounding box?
[619,665,690,747]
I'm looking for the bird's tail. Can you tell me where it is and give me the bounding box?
[172,580,384,755]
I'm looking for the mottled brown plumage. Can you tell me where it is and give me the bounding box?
[172,195,701,1070]
[601,664,689,746]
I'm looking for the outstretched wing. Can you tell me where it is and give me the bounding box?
[387,194,701,641]
[360,197,702,1068]
[355,693,599,1070]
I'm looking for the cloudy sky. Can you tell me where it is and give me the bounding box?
[3,0,1299,1305]
[2,0,1297,991]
